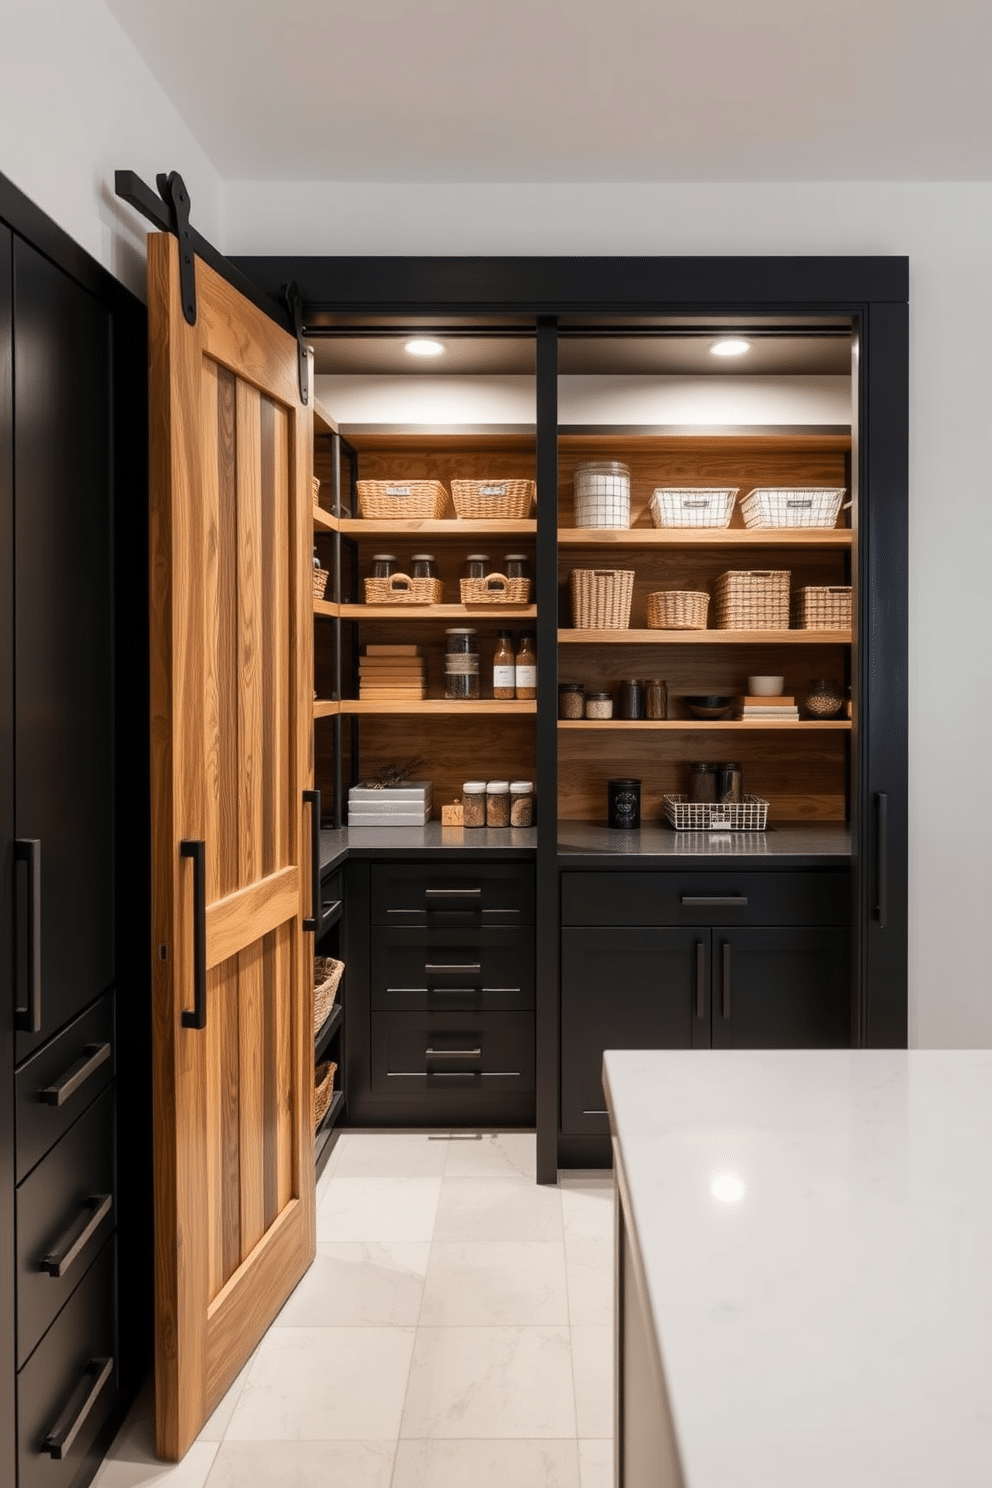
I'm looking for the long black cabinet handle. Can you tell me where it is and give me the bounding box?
[425,1047,483,1058]
[180,840,207,1030]
[303,790,321,931]
[680,895,748,907]
[42,1357,113,1459]
[41,1194,113,1278]
[876,792,888,930]
[722,942,731,1019]
[424,963,482,975]
[424,887,482,901]
[695,941,706,1019]
[15,839,42,1033]
[39,1043,111,1107]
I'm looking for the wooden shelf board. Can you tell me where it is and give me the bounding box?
[314,598,338,619]
[338,604,539,621]
[314,1002,343,1060]
[344,431,536,451]
[558,719,852,731]
[558,431,851,452]
[340,518,537,537]
[313,505,339,533]
[559,628,852,645]
[313,701,339,719]
[341,699,538,715]
[557,527,852,547]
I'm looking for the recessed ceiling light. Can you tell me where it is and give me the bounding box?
[711,1175,745,1202]
[405,338,445,357]
[711,338,750,357]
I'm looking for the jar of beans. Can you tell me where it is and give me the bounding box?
[445,628,480,700]
[485,780,511,827]
[510,781,534,827]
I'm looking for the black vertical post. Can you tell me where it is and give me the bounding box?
[535,318,559,1183]
[332,433,343,828]
[0,221,16,1488]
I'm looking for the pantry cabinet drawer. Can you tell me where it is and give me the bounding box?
[371,1011,535,1094]
[17,1087,115,1368]
[18,1239,116,1488]
[371,863,535,925]
[560,871,850,929]
[372,928,534,1010]
[16,993,115,1182]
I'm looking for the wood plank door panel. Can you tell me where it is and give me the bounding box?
[148,232,314,1460]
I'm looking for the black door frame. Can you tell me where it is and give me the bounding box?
[231,252,909,1181]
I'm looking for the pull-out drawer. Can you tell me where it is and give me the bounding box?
[18,1240,116,1488]
[16,993,115,1182]
[371,1011,535,1094]
[371,863,535,926]
[372,927,535,1011]
[561,871,850,928]
[17,1087,115,1367]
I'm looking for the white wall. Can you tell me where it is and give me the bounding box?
[235,179,992,1052]
[0,0,222,296]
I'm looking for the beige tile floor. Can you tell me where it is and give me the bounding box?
[93,1132,615,1488]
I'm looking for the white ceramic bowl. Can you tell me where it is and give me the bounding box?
[747,674,785,695]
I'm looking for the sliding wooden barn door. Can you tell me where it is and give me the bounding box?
[148,232,315,1459]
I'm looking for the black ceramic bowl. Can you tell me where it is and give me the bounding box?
[684,694,734,719]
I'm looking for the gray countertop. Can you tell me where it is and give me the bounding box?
[319,823,538,873]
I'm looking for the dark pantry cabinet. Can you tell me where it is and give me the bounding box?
[1,173,149,1488]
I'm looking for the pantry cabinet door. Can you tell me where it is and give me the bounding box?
[147,232,315,1459]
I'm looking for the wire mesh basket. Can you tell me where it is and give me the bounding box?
[451,479,535,519]
[663,794,769,832]
[573,463,631,528]
[792,585,852,630]
[740,487,846,529]
[649,487,738,528]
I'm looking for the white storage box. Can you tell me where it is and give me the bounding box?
[348,782,432,826]
[573,462,630,528]
[649,487,737,528]
[740,487,846,529]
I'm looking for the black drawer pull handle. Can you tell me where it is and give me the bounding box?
[695,940,706,1019]
[42,1356,113,1459]
[39,1043,111,1107]
[425,1047,482,1058]
[583,1109,609,1116]
[41,1194,113,1278]
[425,963,482,975]
[15,839,43,1033]
[680,895,748,907]
[722,941,731,1019]
[424,887,483,900]
[303,789,321,931]
[180,840,207,1029]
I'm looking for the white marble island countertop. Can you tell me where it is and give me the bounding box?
[603,1049,992,1488]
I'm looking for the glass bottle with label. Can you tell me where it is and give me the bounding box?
[493,629,515,700]
[515,631,537,700]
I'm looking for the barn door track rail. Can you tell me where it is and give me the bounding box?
[114,168,310,403]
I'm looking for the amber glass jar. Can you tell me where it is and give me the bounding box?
[493,630,515,699]
[514,631,537,700]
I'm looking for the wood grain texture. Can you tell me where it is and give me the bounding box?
[353,714,536,820]
[204,868,300,968]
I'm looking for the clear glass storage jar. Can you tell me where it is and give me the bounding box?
[584,690,613,720]
[462,781,486,828]
[411,553,437,580]
[559,682,585,720]
[371,553,397,579]
[464,554,490,580]
[486,780,510,828]
[444,628,480,699]
[510,780,534,827]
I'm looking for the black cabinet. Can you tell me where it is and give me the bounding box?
[560,870,851,1141]
[315,864,346,1174]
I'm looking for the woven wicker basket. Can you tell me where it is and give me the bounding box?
[313,567,330,601]
[451,479,535,520]
[459,574,531,605]
[714,570,791,630]
[649,488,738,529]
[357,479,448,520]
[570,569,634,630]
[311,476,321,504]
[646,590,710,630]
[314,956,344,1033]
[792,585,852,630]
[740,487,846,529]
[364,573,444,605]
[314,1060,337,1128]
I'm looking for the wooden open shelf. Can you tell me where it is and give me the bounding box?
[313,701,339,719]
[340,518,537,538]
[341,699,537,715]
[313,505,338,533]
[559,628,852,645]
[558,719,851,731]
[337,604,539,621]
[558,527,851,548]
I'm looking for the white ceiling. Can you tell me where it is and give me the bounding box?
[107,0,992,183]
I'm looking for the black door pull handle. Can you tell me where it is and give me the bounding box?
[680,895,748,907]
[180,840,207,1029]
[876,792,888,929]
[695,941,706,1019]
[722,941,731,1019]
[15,839,42,1032]
[303,790,321,931]
[424,963,482,975]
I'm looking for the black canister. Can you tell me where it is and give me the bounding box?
[608,778,641,830]
[619,679,645,720]
[715,761,743,804]
[688,763,717,802]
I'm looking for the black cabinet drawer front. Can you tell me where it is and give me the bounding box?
[371,1011,535,1094]
[371,863,535,924]
[18,1239,116,1488]
[372,928,534,1010]
[17,1087,115,1368]
[561,870,850,928]
[16,993,115,1182]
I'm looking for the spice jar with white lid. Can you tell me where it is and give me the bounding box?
[462,781,486,828]
[510,781,534,827]
[485,780,510,828]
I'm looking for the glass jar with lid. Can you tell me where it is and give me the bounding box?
[510,780,534,827]
[558,682,585,720]
[410,553,437,580]
[486,780,510,828]
[584,690,613,720]
[503,554,529,582]
[464,554,490,581]
[462,781,486,828]
[444,628,480,699]
[371,553,397,580]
